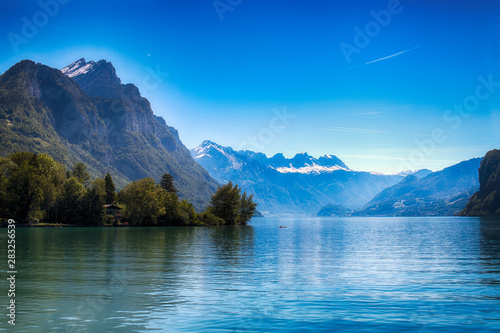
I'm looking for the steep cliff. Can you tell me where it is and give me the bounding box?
[0,59,219,210]
[461,150,500,216]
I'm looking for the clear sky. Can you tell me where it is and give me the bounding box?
[0,0,499,173]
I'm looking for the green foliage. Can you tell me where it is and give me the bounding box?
[0,171,6,218]
[2,152,67,223]
[160,192,181,225]
[58,177,85,223]
[238,192,257,224]
[80,179,106,226]
[119,178,205,226]
[118,178,166,225]
[0,150,254,227]
[207,181,257,225]
[160,173,177,193]
[208,182,240,225]
[0,152,107,225]
[5,152,43,222]
[158,192,194,226]
[104,172,117,204]
[197,211,224,226]
[179,199,198,225]
[71,162,91,186]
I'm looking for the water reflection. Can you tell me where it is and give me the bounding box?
[479,218,500,288]
[3,218,500,332]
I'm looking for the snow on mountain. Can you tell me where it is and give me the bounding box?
[61,58,96,78]
[396,169,433,178]
[191,140,403,215]
[191,140,354,182]
[233,149,350,174]
[276,164,350,174]
[192,140,243,170]
[192,141,428,177]
[61,58,125,98]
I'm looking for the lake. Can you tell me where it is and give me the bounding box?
[2,217,500,332]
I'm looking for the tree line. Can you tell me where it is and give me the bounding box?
[0,152,256,226]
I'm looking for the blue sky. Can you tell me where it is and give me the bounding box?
[0,0,499,173]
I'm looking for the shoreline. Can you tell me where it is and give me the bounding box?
[0,223,250,228]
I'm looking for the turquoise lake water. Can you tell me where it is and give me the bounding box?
[1,217,500,332]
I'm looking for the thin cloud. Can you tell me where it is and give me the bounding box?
[345,45,422,70]
[352,111,384,117]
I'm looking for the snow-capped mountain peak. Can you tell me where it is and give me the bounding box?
[61,58,96,78]
[193,140,231,159]
[61,58,123,98]
[191,140,242,171]
[190,140,404,215]
[191,141,350,175]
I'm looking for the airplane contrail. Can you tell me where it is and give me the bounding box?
[345,45,422,70]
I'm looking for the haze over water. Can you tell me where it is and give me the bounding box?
[2,217,500,332]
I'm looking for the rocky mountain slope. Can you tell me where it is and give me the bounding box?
[0,59,219,210]
[461,150,500,216]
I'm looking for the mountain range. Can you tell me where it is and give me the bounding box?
[0,59,219,210]
[191,140,403,215]
[352,157,482,216]
[0,58,487,217]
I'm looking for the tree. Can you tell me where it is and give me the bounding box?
[0,157,14,218]
[160,173,177,193]
[197,211,224,226]
[37,153,66,223]
[238,192,257,224]
[159,192,181,226]
[118,178,166,225]
[3,152,65,223]
[207,182,256,225]
[5,152,44,222]
[104,172,117,204]
[57,177,85,224]
[179,199,198,225]
[208,182,240,225]
[80,179,106,226]
[71,162,91,186]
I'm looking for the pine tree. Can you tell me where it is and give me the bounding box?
[104,172,117,204]
[81,179,106,226]
[160,173,177,193]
